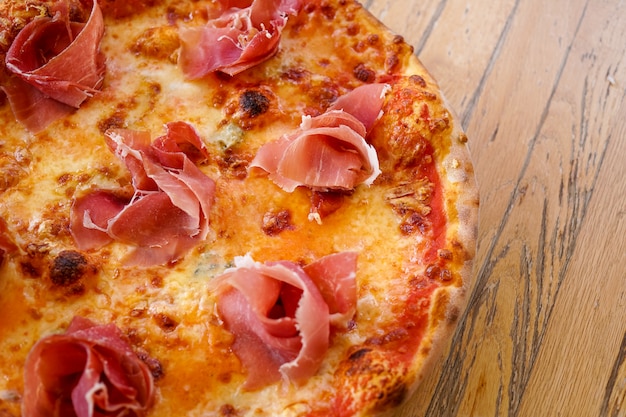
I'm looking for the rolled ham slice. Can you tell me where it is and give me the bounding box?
[2,0,105,133]
[22,316,154,417]
[70,122,215,266]
[178,0,303,77]
[211,252,357,390]
[249,83,388,192]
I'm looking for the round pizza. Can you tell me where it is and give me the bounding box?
[0,0,478,416]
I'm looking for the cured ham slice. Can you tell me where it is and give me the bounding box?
[211,252,357,389]
[249,83,388,192]
[303,251,358,327]
[327,82,391,132]
[178,0,303,77]
[2,0,105,133]
[23,316,154,417]
[70,122,216,265]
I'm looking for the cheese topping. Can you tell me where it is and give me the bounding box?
[0,1,472,416]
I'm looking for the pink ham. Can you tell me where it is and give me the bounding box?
[178,0,303,77]
[70,122,215,266]
[70,190,128,250]
[327,83,390,132]
[249,83,388,192]
[2,0,105,133]
[211,252,357,389]
[23,316,154,417]
[303,251,357,327]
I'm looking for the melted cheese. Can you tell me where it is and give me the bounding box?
[0,1,475,416]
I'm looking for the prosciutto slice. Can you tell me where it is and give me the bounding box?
[178,0,303,77]
[23,316,154,417]
[70,122,216,266]
[249,83,388,192]
[211,252,357,390]
[2,0,105,133]
[302,251,357,327]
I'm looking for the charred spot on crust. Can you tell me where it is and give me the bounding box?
[425,263,453,282]
[340,346,410,413]
[145,356,164,380]
[373,380,408,411]
[437,248,453,260]
[239,90,270,118]
[150,275,164,288]
[262,210,294,236]
[310,191,348,219]
[136,350,165,380]
[20,260,41,278]
[153,312,179,332]
[386,178,434,235]
[281,67,310,82]
[219,404,238,416]
[353,63,376,83]
[319,2,337,20]
[98,111,126,133]
[419,102,450,133]
[218,372,233,384]
[398,211,429,235]
[18,243,50,278]
[344,350,379,377]
[409,74,427,88]
[217,148,253,179]
[314,83,340,108]
[346,22,360,36]
[447,305,461,324]
[366,327,409,347]
[49,250,93,287]
[348,348,372,361]
[0,152,26,191]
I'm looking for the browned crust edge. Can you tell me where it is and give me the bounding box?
[355,3,480,414]
[395,55,479,415]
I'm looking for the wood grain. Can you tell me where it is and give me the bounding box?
[366,0,626,415]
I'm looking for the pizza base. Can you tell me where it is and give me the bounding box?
[0,1,478,416]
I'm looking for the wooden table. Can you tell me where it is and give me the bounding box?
[365,0,626,416]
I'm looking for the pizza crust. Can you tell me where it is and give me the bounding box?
[0,1,478,416]
[401,58,479,410]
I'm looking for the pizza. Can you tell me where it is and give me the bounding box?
[0,1,478,416]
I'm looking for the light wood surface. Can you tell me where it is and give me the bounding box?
[364,0,626,416]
